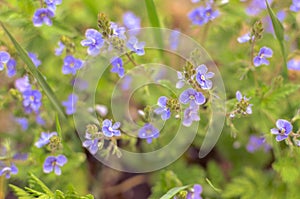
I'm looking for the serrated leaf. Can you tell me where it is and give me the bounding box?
[28,173,53,196]
[9,184,31,199]
[0,22,66,119]
[160,185,190,199]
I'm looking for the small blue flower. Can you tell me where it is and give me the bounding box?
[55,41,65,56]
[43,155,67,175]
[246,0,273,16]
[188,6,218,26]
[35,132,57,148]
[287,59,300,71]
[154,96,171,120]
[187,184,203,199]
[123,12,141,35]
[271,119,293,142]
[110,22,126,39]
[253,47,273,67]
[110,57,125,77]
[138,123,160,144]
[83,133,99,155]
[0,51,10,71]
[183,106,200,127]
[179,88,206,108]
[81,29,104,56]
[237,32,254,43]
[6,58,16,77]
[0,163,18,179]
[44,0,62,12]
[32,8,55,27]
[28,52,41,67]
[246,135,271,153]
[290,0,300,12]
[62,94,78,115]
[15,75,31,93]
[195,64,214,90]
[102,119,121,137]
[176,71,185,89]
[62,55,83,75]
[22,90,42,113]
[15,117,28,131]
[127,37,145,56]
[236,91,253,114]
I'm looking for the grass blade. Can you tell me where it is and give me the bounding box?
[160,185,190,199]
[0,22,66,119]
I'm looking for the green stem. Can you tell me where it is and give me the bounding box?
[126,53,138,66]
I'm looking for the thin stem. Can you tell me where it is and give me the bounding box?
[126,53,137,66]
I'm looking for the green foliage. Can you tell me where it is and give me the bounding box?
[159,185,190,199]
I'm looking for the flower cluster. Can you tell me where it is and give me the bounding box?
[32,0,62,27]
[230,91,253,118]
[188,2,219,26]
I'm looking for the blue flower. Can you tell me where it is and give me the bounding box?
[271,119,293,142]
[237,32,254,43]
[81,29,104,56]
[110,22,126,39]
[6,58,16,77]
[22,89,42,113]
[102,119,121,137]
[187,184,203,199]
[28,52,41,67]
[15,117,28,131]
[32,8,55,27]
[188,6,219,26]
[36,114,46,126]
[43,155,67,175]
[0,51,10,71]
[110,57,125,77]
[55,41,65,56]
[176,71,186,89]
[127,37,145,56]
[246,135,271,153]
[62,55,83,75]
[154,96,171,120]
[195,64,214,90]
[0,163,18,179]
[253,47,273,67]
[35,132,57,148]
[62,94,78,115]
[123,12,141,35]
[83,133,99,155]
[179,88,205,108]
[183,106,200,127]
[15,75,31,93]
[44,0,62,12]
[138,123,160,144]
[287,59,300,71]
[290,0,300,12]
[236,91,253,115]
[246,0,273,16]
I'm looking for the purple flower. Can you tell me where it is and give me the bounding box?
[179,88,205,108]
[0,163,18,179]
[127,37,145,56]
[22,90,42,113]
[35,132,57,148]
[246,0,273,16]
[32,8,55,27]
[188,6,219,26]
[183,106,200,127]
[290,0,300,12]
[28,52,41,67]
[110,57,125,77]
[123,12,141,35]
[237,32,254,43]
[81,29,104,56]
[154,96,171,120]
[195,64,214,90]
[44,0,62,12]
[43,155,67,175]
[36,114,46,126]
[55,41,65,56]
[187,184,203,199]
[287,59,300,71]
[110,22,126,39]
[246,135,271,153]
[102,119,121,137]
[253,47,273,67]
[62,94,78,115]
[138,123,159,143]
[6,58,16,77]
[176,71,185,89]
[271,119,293,141]
[15,75,31,93]
[83,133,99,155]
[0,51,10,71]
[236,91,253,114]
[15,117,28,131]
[62,55,83,75]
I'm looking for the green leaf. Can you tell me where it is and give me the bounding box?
[56,113,63,138]
[0,22,66,119]
[9,184,31,199]
[265,0,288,80]
[28,173,53,196]
[205,178,222,193]
[160,185,190,199]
